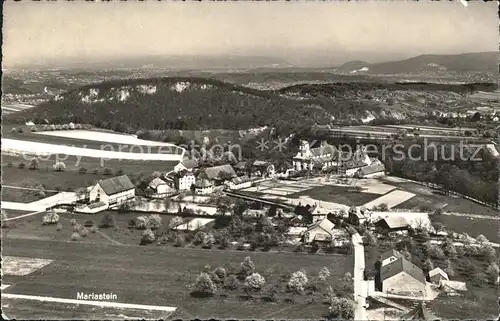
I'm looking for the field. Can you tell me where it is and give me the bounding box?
[1,157,178,189]
[388,180,499,217]
[1,186,58,203]
[430,214,499,242]
[2,234,353,319]
[288,185,379,207]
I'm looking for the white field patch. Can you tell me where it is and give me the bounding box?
[35,130,180,147]
[0,202,46,212]
[2,139,183,161]
[2,256,53,276]
[1,284,11,291]
[363,190,415,209]
[174,218,214,231]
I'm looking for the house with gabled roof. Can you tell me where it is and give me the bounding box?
[374,216,410,234]
[428,267,449,285]
[174,158,199,173]
[379,249,404,267]
[203,164,237,185]
[302,218,348,246]
[148,177,176,197]
[380,257,426,295]
[89,175,135,207]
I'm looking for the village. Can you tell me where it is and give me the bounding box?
[3,136,497,320]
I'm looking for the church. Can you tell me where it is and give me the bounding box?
[292,140,338,171]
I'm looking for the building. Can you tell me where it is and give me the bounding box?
[204,164,237,185]
[338,147,372,177]
[173,159,199,173]
[292,140,338,171]
[356,159,386,178]
[225,175,253,190]
[380,257,426,295]
[252,160,275,177]
[233,161,248,175]
[75,201,108,214]
[348,206,371,225]
[379,249,404,267]
[148,177,176,197]
[303,218,338,244]
[429,267,449,285]
[89,175,135,207]
[193,178,214,195]
[400,302,439,320]
[374,216,410,234]
[175,171,196,191]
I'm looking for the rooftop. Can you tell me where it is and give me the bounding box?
[380,257,426,284]
[98,175,135,196]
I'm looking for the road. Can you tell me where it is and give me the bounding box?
[352,233,368,321]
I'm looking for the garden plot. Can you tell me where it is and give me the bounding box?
[3,256,53,276]
[363,190,415,209]
[35,130,180,148]
[2,138,183,161]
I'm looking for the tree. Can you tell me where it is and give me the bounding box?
[53,162,66,172]
[99,213,116,228]
[444,259,455,278]
[146,214,162,230]
[239,256,255,278]
[363,231,377,246]
[135,216,148,229]
[18,162,26,169]
[28,158,40,170]
[482,245,497,262]
[485,262,499,285]
[378,203,389,211]
[244,273,266,294]
[428,244,445,259]
[140,228,156,245]
[423,258,434,271]
[42,210,59,225]
[339,272,353,295]
[76,187,88,200]
[328,296,354,320]
[444,240,457,258]
[225,274,240,290]
[401,248,413,261]
[318,267,331,282]
[102,167,113,176]
[169,216,184,229]
[78,167,88,174]
[116,169,125,176]
[191,272,217,297]
[288,270,308,293]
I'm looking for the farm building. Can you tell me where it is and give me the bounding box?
[89,175,135,207]
[193,178,214,195]
[203,164,237,185]
[338,146,372,177]
[148,177,176,197]
[356,159,386,178]
[380,257,426,295]
[252,160,275,177]
[173,159,199,173]
[303,218,348,245]
[225,175,253,190]
[428,267,448,285]
[379,249,403,267]
[374,216,410,234]
[233,161,248,175]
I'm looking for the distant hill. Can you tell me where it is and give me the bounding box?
[3,77,334,134]
[337,52,497,75]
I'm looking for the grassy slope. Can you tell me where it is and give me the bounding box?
[2,236,353,319]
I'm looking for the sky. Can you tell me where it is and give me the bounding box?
[3,1,498,68]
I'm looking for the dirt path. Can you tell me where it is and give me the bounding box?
[440,212,500,220]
